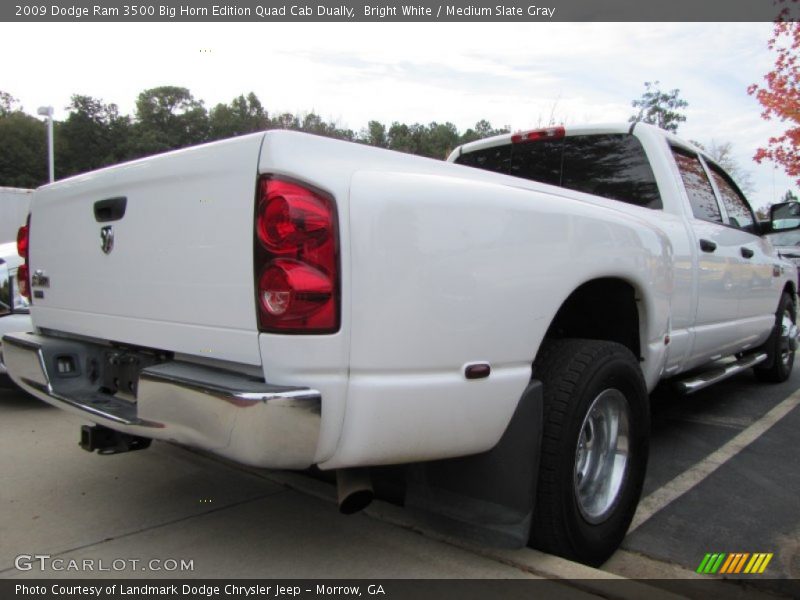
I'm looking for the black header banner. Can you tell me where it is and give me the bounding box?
[3,0,799,22]
[5,579,800,600]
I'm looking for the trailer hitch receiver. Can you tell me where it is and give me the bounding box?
[80,425,152,455]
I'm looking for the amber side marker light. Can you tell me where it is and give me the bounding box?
[465,363,491,380]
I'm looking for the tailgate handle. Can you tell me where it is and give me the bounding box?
[94,197,127,222]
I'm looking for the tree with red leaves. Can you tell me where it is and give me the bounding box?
[748,2,800,186]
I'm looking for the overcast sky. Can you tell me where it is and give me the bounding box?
[1,22,796,209]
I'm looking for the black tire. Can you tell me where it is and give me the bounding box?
[754,292,797,383]
[529,339,649,566]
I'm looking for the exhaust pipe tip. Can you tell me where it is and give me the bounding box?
[336,468,374,514]
[339,489,374,515]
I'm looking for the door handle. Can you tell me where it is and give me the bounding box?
[741,247,754,259]
[699,239,717,253]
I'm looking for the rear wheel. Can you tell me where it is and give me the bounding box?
[529,339,649,566]
[754,292,797,383]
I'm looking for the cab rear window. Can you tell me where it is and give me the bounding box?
[455,133,662,209]
[455,144,512,173]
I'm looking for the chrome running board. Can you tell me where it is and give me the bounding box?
[674,353,768,395]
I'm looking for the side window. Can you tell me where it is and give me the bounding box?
[707,164,755,232]
[672,148,722,223]
[454,144,511,175]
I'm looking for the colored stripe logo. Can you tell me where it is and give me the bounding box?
[697,553,773,574]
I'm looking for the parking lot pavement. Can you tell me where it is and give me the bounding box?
[2,358,799,595]
[605,359,800,595]
[0,377,592,592]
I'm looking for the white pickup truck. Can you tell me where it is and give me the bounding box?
[4,122,799,565]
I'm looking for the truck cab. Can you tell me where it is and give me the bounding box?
[448,122,795,381]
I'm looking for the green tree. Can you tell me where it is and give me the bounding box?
[295,112,354,141]
[0,109,47,187]
[0,85,545,184]
[424,121,460,158]
[387,121,461,158]
[208,92,268,140]
[129,86,208,157]
[460,119,510,144]
[360,120,388,148]
[57,94,131,178]
[272,112,300,130]
[300,112,333,137]
[265,110,354,141]
[0,91,20,116]
[629,81,688,133]
[387,122,423,154]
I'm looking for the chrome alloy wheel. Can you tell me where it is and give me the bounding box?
[574,389,631,524]
[780,308,798,367]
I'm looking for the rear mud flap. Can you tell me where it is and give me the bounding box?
[404,379,543,548]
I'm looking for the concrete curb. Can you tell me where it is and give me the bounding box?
[209,456,687,600]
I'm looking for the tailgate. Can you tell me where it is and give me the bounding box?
[27,133,265,366]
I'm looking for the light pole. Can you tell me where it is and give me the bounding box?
[37,106,54,183]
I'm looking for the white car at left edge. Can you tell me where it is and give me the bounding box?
[0,241,32,376]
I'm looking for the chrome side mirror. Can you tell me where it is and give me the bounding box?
[770,201,800,232]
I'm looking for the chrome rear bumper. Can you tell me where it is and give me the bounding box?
[2,332,321,468]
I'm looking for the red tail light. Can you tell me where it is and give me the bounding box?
[17,222,29,261]
[257,184,331,253]
[511,126,565,144]
[254,178,339,333]
[17,216,31,300]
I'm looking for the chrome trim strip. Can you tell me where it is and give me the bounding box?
[3,333,42,351]
[139,368,317,405]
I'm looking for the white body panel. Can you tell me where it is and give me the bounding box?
[0,187,32,244]
[18,124,795,469]
[333,170,671,467]
[29,134,265,366]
